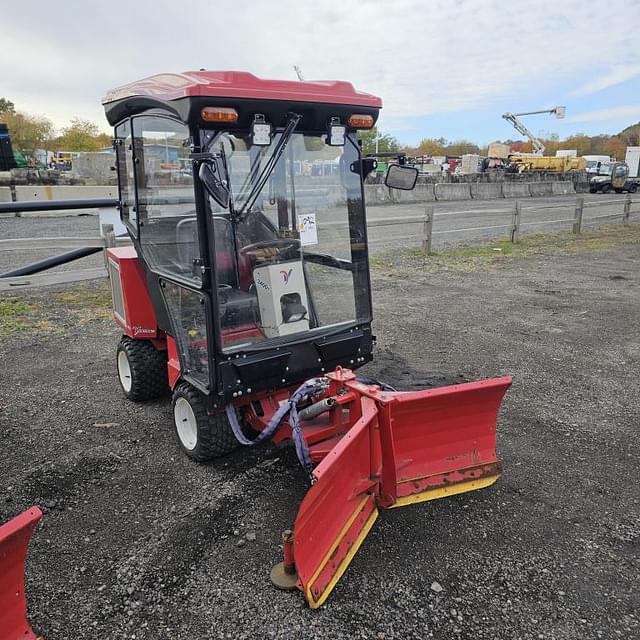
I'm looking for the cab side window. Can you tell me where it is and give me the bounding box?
[114,120,137,234]
[131,116,199,284]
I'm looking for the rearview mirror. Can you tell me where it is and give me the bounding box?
[385,164,418,190]
[199,160,230,209]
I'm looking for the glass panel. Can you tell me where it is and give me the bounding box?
[114,120,137,234]
[162,283,209,387]
[202,130,370,352]
[133,116,199,284]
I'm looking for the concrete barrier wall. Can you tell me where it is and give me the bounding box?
[364,184,393,205]
[434,183,472,201]
[0,186,13,218]
[527,182,553,197]
[551,181,576,195]
[392,183,436,203]
[470,183,503,199]
[14,185,118,217]
[502,183,531,198]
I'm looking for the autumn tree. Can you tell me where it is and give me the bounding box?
[443,140,480,156]
[412,137,447,156]
[358,127,400,155]
[0,98,15,114]
[51,118,111,152]
[620,122,640,146]
[1,111,54,156]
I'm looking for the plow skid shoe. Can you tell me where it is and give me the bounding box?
[0,507,43,640]
[292,374,511,607]
[383,376,512,507]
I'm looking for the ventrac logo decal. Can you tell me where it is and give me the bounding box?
[280,268,293,285]
[133,326,155,336]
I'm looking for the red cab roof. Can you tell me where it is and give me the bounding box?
[102,70,382,109]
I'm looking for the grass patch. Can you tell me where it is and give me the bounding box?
[54,285,112,308]
[373,224,640,273]
[0,283,113,337]
[0,298,39,336]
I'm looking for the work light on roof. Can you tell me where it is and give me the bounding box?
[251,114,272,146]
[328,117,346,146]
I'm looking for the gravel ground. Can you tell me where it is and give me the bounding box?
[1,226,639,639]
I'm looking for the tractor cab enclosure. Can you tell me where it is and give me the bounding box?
[103,71,415,403]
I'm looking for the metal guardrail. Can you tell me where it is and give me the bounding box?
[0,198,123,290]
[365,195,638,249]
[0,195,637,291]
[0,198,118,214]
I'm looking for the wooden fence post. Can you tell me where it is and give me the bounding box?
[572,197,584,234]
[422,207,434,256]
[101,223,115,271]
[510,201,521,243]
[623,194,631,225]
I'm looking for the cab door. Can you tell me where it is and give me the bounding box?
[131,114,213,394]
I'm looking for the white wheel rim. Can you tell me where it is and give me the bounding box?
[117,351,132,393]
[174,397,198,450]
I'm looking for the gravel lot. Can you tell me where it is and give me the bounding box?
[1,225,639,639]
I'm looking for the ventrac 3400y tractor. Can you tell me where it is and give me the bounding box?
[99,72,510,608]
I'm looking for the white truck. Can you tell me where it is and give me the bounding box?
[583,154,612,174]
[624,146,640,178]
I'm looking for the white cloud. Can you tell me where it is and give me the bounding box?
[570,64,640,97]
[2,0,640,133]
[567,105,640,123]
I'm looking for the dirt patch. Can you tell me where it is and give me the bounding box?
[1,233,639,639]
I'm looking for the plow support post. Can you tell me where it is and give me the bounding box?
[0,507,43,640]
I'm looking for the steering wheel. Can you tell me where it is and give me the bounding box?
[240,238,300,257]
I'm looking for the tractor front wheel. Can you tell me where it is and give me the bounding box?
[172,382,238,461]
[117,337,169,401]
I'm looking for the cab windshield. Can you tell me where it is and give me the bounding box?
[201,129,371,352]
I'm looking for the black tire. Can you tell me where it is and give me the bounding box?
[589,187,597,194]
[615,188,623,194]
[116,336,169,401]
[172,382,238,461]
[601,183,611,193]
[629,184,637,193]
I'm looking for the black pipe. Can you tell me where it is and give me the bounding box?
[0,198,118,215]
[1,247,102,278]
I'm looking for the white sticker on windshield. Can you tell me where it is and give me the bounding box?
[298,213,318,246]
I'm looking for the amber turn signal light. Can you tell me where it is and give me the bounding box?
[348,114,374,129]
[201,107,239,123]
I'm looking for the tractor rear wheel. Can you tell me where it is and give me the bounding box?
[172,382,238,461]
[117,337,169,401]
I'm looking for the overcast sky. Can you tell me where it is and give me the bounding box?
[4,0,640,145]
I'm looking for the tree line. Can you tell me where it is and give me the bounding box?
[2,97,639,161]
[358,124,640,160]
[0,98,111,158]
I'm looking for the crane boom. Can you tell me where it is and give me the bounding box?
[502,107,565,156]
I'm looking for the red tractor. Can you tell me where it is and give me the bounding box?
[1,71,511,631]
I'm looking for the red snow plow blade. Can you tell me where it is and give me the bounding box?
[291,369,511,607]
[0,507,43,639]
